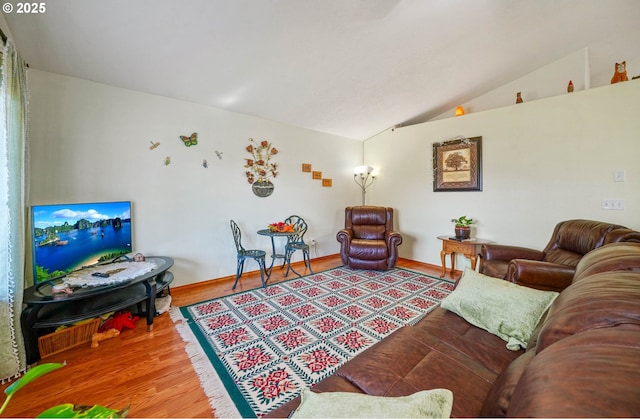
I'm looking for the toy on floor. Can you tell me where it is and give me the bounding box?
[91,328,120,348]
[98,311,139,333]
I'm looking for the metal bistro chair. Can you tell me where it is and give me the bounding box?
[230,220,267,289]
[283,215,313,277]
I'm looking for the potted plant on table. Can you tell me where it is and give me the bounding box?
[451,215,474,240]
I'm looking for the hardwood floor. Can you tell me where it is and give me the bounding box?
[1,255,459,418]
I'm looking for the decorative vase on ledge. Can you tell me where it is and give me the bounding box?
[252,179,274,197]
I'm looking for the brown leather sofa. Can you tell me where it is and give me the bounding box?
[267,241,640,418]
[336,206,403,270]
[479,219,639,291]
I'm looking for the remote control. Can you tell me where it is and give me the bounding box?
[92,272,110,278]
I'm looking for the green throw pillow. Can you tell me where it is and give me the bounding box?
[441,268,559,350]
[291,388,453,418]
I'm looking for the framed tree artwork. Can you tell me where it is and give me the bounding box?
[433,136,482,192]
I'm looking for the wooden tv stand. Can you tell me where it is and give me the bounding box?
[21,256,174,364]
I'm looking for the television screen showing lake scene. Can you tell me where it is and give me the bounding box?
[31,201,132,283]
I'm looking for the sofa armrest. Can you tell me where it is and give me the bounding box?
[481,244,544,262]
[605,228,640,244]
[506,259,575,292]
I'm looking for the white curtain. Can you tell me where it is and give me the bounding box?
[0,38,28,381]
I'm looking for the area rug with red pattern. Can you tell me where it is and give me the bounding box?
[171,266,454,418]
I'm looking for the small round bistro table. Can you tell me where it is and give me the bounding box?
[257,229,297,278]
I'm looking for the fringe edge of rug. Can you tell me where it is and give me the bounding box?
[170,306,242,418]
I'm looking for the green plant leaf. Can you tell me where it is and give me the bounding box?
[37,403,129,418]
[1,363,65,415]
[452,215,473,226]
[4,363,65,397]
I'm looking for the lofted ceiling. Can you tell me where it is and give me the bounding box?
[4,0,640,140]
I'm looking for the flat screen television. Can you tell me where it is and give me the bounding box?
[30,201,133,284]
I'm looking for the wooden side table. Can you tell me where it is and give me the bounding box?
[437,235,493,278]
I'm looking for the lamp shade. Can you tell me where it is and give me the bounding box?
[353,165,373,175]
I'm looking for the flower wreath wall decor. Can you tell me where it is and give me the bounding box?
[244,138,279,197]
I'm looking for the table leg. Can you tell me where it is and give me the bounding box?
[470,254,478,270]
[21,304,43,364]
[450,252,456,275]
[440,250,447,278]
[265,236,277,278]
[143,279,157,332]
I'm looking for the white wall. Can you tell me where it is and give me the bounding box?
[364,80,640,270]
[27,69,640,284]
[27,70,363,286]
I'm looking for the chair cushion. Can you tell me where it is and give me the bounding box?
[351,207,387,225]
[353,224,385,240]
[543,248,582,267]
[349,239,388,260]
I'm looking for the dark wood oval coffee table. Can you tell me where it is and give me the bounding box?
[21,256,174,363]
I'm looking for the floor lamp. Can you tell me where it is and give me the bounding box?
[353,165,375,205]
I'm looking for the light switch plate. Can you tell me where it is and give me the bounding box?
[602,199,625,210]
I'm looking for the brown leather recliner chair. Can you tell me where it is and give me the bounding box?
[337,206,403,270]
[480,219,639,292]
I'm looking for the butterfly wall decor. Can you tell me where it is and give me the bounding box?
[149,141,160,150]
[202,160,208,168]
[164,156,171,166]
[180,132,198,147]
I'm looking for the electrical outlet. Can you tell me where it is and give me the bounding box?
[308,240,318,258]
